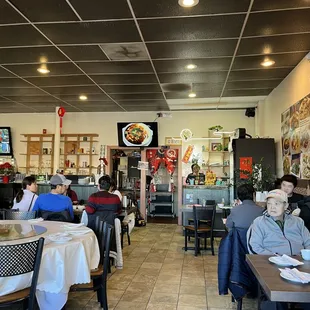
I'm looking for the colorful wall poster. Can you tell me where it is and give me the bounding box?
[239,157,253,179]
[281,93,310,179]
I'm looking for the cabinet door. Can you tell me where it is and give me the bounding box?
[128,157,141,178]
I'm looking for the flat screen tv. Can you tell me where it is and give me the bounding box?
[0,127,13,156]
[117,122,158,147]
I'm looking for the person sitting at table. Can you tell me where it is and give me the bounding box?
[64,185,78,205]
[280,174,304,204]
[109,179,122,202]
[247,190,310,310]
[12,176,38,212]
[226,184,263,230]
[247,189,310,255]
[85,175,121,229]
[186,163,205,185]
[32,174,74,221]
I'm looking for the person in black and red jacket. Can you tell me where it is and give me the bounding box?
[86,175,121,230]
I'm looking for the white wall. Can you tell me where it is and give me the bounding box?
[0,110,255,170]
[257,57,310,176]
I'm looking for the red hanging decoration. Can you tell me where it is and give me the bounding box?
[146,148,178,176]
[57,107,66,134]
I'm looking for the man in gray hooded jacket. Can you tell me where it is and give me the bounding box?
[247,189,310,255]
[247,189,310,310]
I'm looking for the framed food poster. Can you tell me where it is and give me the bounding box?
[281,93,310,179]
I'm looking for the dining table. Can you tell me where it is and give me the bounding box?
[0,219,100,310]
[246,254,310,304]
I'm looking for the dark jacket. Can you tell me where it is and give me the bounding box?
[298,196,310,231]
[226,200,263,230]
[218,227,257,300]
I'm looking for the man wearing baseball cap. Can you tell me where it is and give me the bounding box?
[247,189,310,256]
[33,174,74,220]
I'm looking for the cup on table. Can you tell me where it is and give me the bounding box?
[301,249,310,260]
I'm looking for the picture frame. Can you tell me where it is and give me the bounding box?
[165,137,182,146]
[211,143,221,151]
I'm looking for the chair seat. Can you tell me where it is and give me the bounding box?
[70,281,94,290]
[91,264,104,277]
[184,225,211,232]
[188,219,211,223]
[0,288,30,303]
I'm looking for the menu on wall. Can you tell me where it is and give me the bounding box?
[281,94,310,179]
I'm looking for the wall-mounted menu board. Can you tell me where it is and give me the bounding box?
[281,93,310,179]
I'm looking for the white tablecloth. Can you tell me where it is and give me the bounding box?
[0,220,100,310]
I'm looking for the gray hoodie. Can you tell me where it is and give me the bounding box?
[247,212,310,255]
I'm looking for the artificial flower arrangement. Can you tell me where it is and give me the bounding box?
[0,162,14,176]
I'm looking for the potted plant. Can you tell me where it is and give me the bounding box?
[0,162,15,183]
[234,158,275,202]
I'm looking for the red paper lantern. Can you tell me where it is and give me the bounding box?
[57,107,66,134]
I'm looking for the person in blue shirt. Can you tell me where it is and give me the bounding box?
[33,174,74,220]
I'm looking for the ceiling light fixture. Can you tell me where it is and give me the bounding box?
[178,0,199,8]
[261,58,275,67]
[186,64,197,70]
[79,95,88,101]
[188,92,196,98]
[37,65,50,74]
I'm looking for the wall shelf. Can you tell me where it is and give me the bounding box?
[60,133,99,175]
[20,134,55,175]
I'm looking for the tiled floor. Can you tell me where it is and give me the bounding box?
[67,223,257,310]
[5,223,257,309]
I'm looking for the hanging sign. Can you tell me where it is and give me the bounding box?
[57,107,66,134]
[182,145,194,164]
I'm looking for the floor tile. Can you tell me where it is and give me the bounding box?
[178,294,207,307]
[147,303,177,310]
[115,301,147,310]
[179,285,206,295]
[153,283,180,294]
[149,292,178,305]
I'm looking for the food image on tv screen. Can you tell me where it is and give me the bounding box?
[0,129,11,154]
[118,122,158,147]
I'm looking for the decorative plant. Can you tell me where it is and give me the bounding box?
[234,158,276,192]
[208,125,223,132]
[0,162,14,176]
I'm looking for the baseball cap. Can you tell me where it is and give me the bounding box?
[266,189,288,203]
[49,174,72,186]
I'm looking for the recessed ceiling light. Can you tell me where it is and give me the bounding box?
[178,0,199,8]
[37,66,50,74]
[79,95,88,101]
[261,58,275,67]
[186,64,197,70]
[188,92,196,98]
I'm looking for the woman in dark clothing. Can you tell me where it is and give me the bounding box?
[64,185,78,205]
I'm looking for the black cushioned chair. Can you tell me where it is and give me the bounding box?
[0,238,44,310]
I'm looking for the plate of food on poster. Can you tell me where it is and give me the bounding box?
[290,103,300,131]
[282,136,290,156]
[300,128,310,153]
[299,96,310,121]
[290,132,300,155]
[283,156,291,175]
[291,154,301,177]
[301,153,310,179]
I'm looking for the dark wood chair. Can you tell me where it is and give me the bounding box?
[4,210,36,220]
[70,221,112,310]
[184,205,216,256]
[0,238,44,310]
[121,221,130,248]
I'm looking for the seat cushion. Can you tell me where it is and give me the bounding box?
[184,225,211,232]
[0,288,30,303]
[91,264,104,277]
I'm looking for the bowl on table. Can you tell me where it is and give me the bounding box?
[217,203,224,208]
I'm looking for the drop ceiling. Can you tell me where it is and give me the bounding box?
[0,0,309,113]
